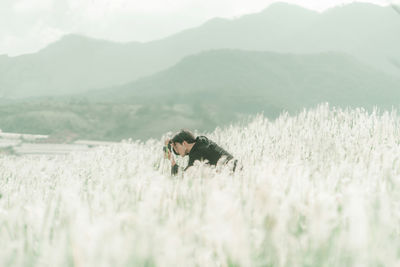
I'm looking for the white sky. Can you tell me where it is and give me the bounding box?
[0,0,396,56]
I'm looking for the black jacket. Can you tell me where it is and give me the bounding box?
[171,136,235,175]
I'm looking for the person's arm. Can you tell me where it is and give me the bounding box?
[165,139,179,175]
[168,149,180,175]
[171,158,179,175]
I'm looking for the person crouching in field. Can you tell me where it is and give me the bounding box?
[164,129,239,175]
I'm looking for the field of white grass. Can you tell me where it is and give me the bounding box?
[1,104,400,267]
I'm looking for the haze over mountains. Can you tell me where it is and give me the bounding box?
[1,49,399,140]
[0,2,399,141]
[92,50,400,108]
[0,2,399,99]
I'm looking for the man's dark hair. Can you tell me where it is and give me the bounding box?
[172,130,196,144]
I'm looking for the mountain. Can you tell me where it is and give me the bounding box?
[90,49,400,110]
[1,50,399,141]
[0,35,149,98]
[0,2,399,99]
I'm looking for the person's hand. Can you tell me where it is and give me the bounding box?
[164,139,171,146]
[164,140,171,160]
[164,139,174,163]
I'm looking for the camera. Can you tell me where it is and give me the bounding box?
[163,140,173,153]
[163,140,178,155]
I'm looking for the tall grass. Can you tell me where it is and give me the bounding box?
[1,103,400,266]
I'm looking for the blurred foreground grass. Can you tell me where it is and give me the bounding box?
[0,104,400,267]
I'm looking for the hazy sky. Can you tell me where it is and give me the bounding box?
[0,0,396,56]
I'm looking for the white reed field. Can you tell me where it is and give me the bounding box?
[1,103,400,267]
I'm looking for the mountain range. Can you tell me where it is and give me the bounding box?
[1,2,399,99]
[90,50,400,108]
[1,49,398,140]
